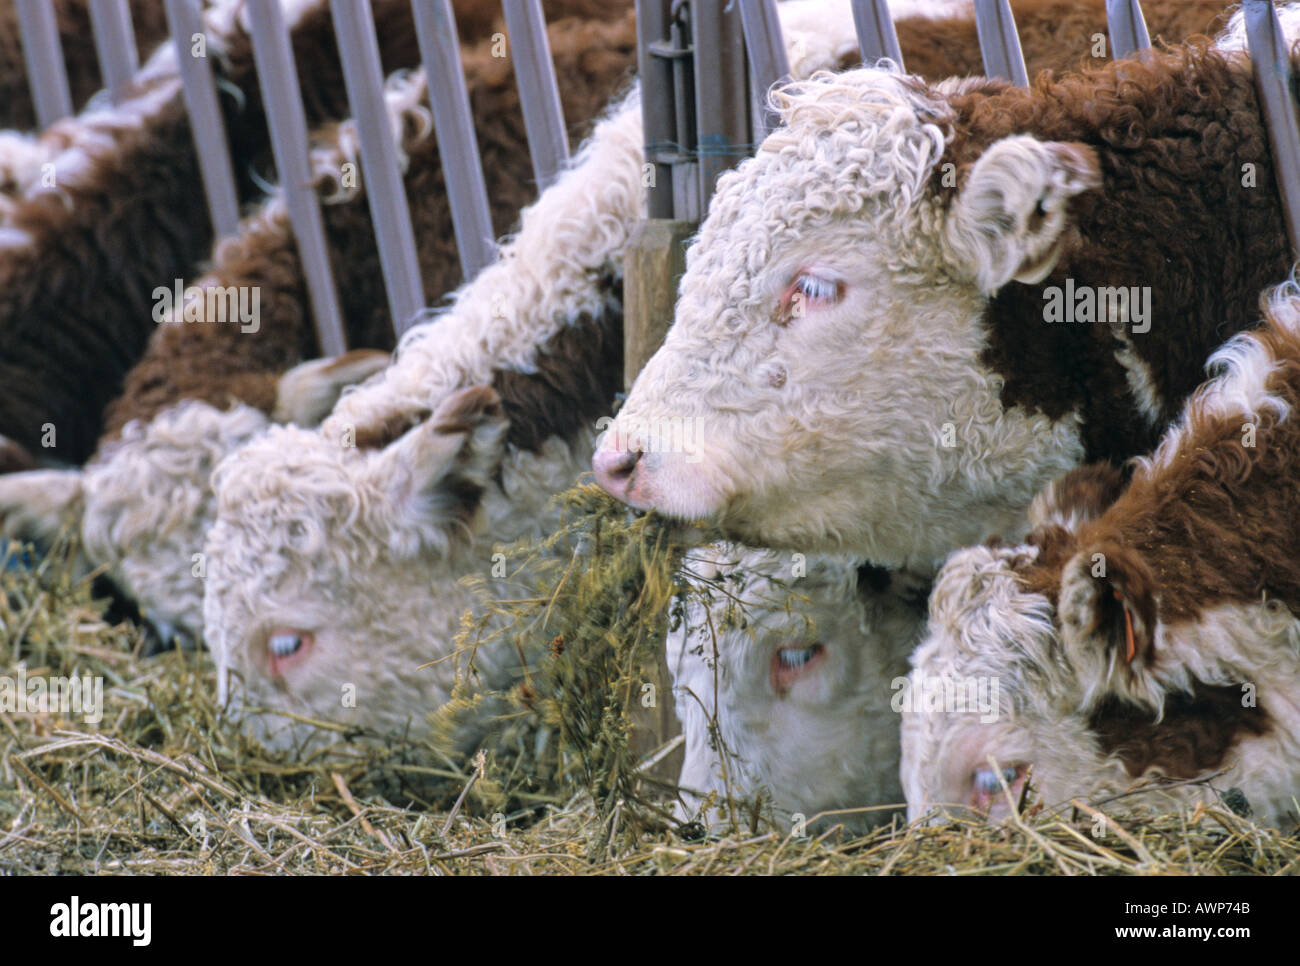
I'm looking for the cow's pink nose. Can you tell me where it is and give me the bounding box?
[593,448,642,500]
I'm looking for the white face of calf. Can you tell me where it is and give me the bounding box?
[595,70,1097,567]
[203,386,511,753]
[902,540,1300,829]
[669,544,924,831]
[900,541,1102,823]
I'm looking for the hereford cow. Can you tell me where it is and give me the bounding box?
[901,278,1300,829]
[595,9,1294,572]
[669,544,924,832]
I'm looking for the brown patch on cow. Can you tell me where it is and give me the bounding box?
[1045,462,1129,525]
[1071,313,1300,626]
[321,348,389,375]
[491,277,624,454]
[931,41,1292,465]
[1088,682,1272,780]
[1013,298,1300,665]
[353,276,623,456]
[838,0,1229,80]
[436,472,489,535]
[352,408,434,451]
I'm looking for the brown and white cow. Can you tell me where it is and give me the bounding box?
[595,9,1296,572]
[901,278,1300,829]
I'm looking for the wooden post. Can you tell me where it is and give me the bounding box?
[623,219,693,392]
[621,219,692,783]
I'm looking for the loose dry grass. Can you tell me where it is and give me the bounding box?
[2,521,1298,875]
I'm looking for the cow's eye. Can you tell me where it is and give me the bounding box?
[780,272,843,320]
[770,642,826,694]
[266,627,315,675]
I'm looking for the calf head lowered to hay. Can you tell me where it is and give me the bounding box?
[204,384,516,754]
[902,278,1300,830]
[201,87,645,753]
[669,544,925,833]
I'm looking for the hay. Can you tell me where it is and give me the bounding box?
[3,528,1298,875]
[438,484,711,851]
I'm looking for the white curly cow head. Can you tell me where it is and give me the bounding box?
[202,385,516,753]
[596,68,1098,569]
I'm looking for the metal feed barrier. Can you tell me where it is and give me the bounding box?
[12,0,570,355]
[11,1,1300,359]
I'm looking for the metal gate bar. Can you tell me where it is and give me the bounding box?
[164,0,242,239]
[331,0,426,334]
[501,0,569,191]
[737,0,789,139]
[1106,0,1152,61]
[16,0,74,127]
[973,0,1028,87]
[246,0,348,355]
[1245,0,1300,256]
[412,0,497,279]
[89,0,141,103]
[851,0,904,67]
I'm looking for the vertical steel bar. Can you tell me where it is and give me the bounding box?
[331,0,425,333]
[1245,0,1300,256]
[246,0,347,355]
[164,0,241,239]
[1106,0,1151,61]
[668,9,697,220]
[738,0,789,138]
[691,0,750,210]
[851,0,904,67]
[973,0,1029,87]
[16,0,74,127]
[89,0,141,103]
[637,0,676,219]
[501,0,569,190]
[411,0,497,278]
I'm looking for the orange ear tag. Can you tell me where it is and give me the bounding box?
[1114,588,1136,663]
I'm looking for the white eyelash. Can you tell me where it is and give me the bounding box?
[793,273,841,306]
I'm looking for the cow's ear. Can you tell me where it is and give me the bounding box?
[273,349,391,427]
[365,385,507,553]
[1056,540,1159,708]
[0,469,85,549]
[945,136,1100,295]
